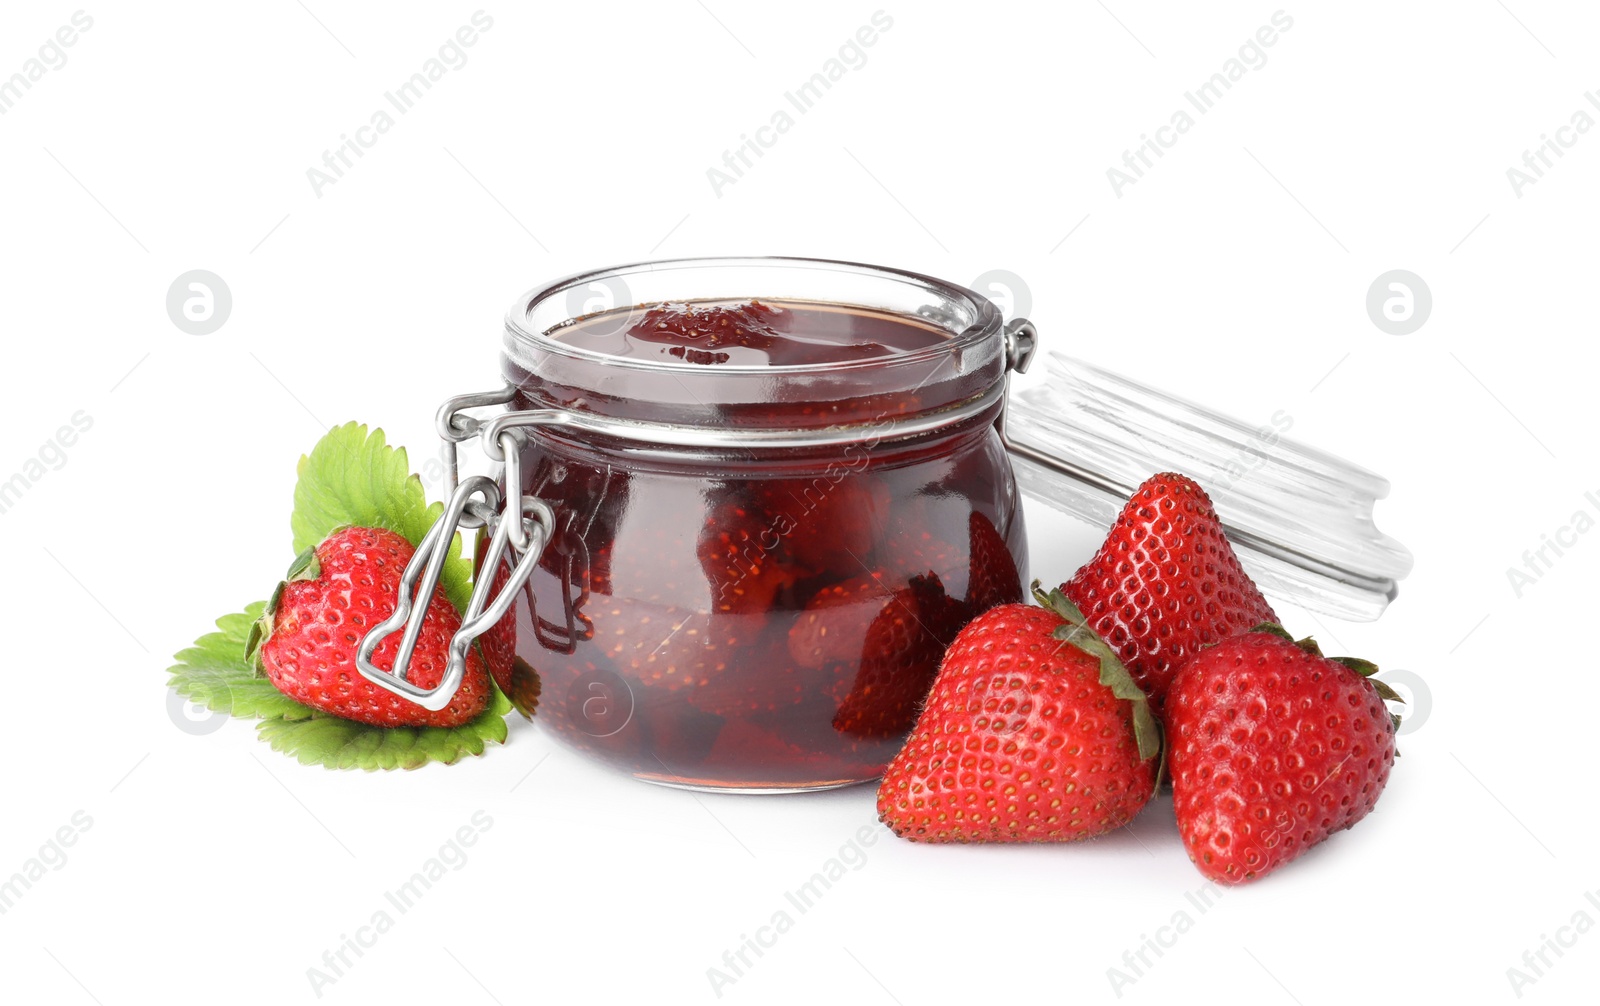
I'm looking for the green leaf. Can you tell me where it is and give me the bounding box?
[289,422,473,614]
[168,602,513,772]
[168,602,318,722]
[256,689,511,772]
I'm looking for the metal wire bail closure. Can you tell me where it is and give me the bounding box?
[354,464,554,711]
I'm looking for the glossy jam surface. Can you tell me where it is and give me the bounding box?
[506,301,1025,790]
[518,299,991,429]
[549,299,949,367]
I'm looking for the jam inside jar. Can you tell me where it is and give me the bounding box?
[500,259,1030,791]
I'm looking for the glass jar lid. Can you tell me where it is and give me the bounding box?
[501,257,1007,433]
[1004,352,1413,622]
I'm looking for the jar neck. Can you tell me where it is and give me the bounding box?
[514,396,1006,474]
[501,258,1009,434]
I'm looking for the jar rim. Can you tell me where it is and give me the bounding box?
[503,255,1004,377]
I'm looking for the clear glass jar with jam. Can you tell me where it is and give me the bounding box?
[356,256,1411,794]
[497,259,1031,791]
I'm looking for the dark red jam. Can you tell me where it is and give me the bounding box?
[502,299,1025,790]
[555,299,946,367]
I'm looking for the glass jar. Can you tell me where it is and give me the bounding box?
[356,257,1413,794]
[498,258,1033,791]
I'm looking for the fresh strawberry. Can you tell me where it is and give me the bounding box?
[1061,472,1276,715]
[474,533,518,692]
[830,572,967,739]
[1167,625,1400,884]
[248,526,493,728]
[876,586,1160,843]
[473,533,541,719]
[964,511,1024,613]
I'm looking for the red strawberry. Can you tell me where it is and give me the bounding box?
[1167,626,1400,884]
[876,587,1160,843]
[1061,472,1275,715]
[831,572,967,739]
[684,636,817,718]
[473,533,541,719]
[698,495,806,615]
[964,511,1024,614]
[757,476,890,578]
[474,533,518,692]
[594,603,745,691]
[630,300,783,361]
[787,575,893,670]
[248,527,493,728]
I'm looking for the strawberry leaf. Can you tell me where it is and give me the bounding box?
[168,602,513,771]
[256,689,511,771]
[170,603,318,721]
[290,422,473,614]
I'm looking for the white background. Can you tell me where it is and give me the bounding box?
[1,2,1593,1003]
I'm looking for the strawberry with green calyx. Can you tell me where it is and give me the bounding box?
[1167,623,1401,884]
[167,423,516,771]
[875,582,1160,843]
[247,526,493,729]
[1061,472,1277,716]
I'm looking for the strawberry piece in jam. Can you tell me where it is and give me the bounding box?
[964,511,1025,614]
[830,571,968,739]
[605,299,921,367]
[698,498,808,616]
[631,301,781,364]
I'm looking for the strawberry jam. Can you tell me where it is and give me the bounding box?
[500,263,1027,790]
